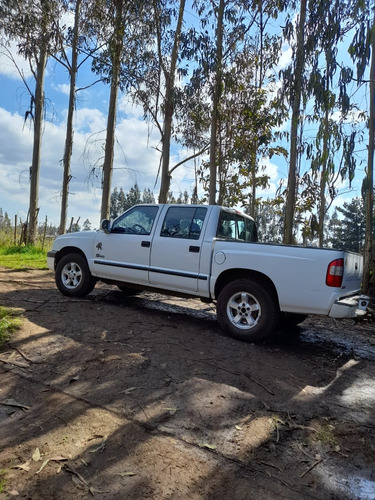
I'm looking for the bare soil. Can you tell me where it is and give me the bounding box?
[0,268,375,500]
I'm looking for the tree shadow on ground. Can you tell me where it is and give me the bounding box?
[0,272,374,499]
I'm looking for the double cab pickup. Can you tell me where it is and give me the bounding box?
[47,204,368,342]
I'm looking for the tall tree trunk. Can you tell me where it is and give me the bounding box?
[27,31,48,244]
[100,0,124,222]
[318,66,330,247]
[363,10,375,293]
[158,0,186,203]
[284,0,306,244]
[59,0,81,234]
[249,2,265,219]
[209,0,225,205]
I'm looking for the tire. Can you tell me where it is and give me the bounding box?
[117,285,141,296]
[217,279,279,342]
[55,253,96,297]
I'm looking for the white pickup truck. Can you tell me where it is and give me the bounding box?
[47,204,369,342]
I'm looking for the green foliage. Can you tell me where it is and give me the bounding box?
[328,198,366,252]
[0,244,48,270]
[0,307,21,350]
[255,198,284,244]
[110,183,143,219]
[109,184,200,219]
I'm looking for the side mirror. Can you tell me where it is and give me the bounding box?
[101,219,111,234]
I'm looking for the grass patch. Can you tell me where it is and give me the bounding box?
[0,245,48,270]
[0,469,7,494]
[314,422,339,449]
[0,307,22,349]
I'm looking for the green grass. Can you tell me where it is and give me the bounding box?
[0,470,6,494]
[0,307,22,349]
[0,245,48,270]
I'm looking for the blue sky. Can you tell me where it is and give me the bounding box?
[0,19,367,232]
[0,45,168,229]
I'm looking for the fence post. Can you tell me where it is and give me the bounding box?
[14,215,17,245]
[42,215,47,249]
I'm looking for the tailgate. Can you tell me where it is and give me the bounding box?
[342,252,363,291]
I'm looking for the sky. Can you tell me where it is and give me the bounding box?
[0,15,367,232]
[0,45,169,229]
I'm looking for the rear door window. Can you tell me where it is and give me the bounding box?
[161,207,207,240]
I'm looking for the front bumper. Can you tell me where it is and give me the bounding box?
[329,294,370,319]
[47,250,57,271]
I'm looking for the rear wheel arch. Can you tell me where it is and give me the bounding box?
[214,269,279,306]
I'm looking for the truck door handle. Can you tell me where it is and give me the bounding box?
[141,241,151,248]
[189,245,200,253]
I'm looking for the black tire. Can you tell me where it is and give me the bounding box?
[217,279,279,342]
[117,285,141,296]
[55,253,96,297]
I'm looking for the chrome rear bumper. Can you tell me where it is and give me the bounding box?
[329,294,370,319]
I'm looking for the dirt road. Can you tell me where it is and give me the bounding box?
[0,268,374,499]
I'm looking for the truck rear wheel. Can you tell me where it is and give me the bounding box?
[55,253,96,297]
[217,279,279,342]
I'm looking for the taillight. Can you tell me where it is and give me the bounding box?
[326,258,344,287]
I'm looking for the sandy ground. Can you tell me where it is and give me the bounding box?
[0,267,375,499]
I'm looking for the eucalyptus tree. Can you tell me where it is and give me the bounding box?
[207,0,225,204]
[91,0,162,218]
[304,0,360,247]
[155,0,187,203]
[281,0,366,246]
[348,0,375,292]
[182,0,286,206]
[55,0,83,235]
[124,0,196,203]
[282,0,307,244]
[186,0,257,205]
[205,60,286,210]
[100,0,125,222]
[53,0,102,234]
[0,0,66,244]
[218,12,287,213]
[239,1,288,217]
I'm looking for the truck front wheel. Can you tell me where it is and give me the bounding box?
[55,253,96,297]
[217,279,279,342]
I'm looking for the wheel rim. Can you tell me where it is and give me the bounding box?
[226,291,261,330]
[61,261,82,290]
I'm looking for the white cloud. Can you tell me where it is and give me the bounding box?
[278,44,293,70]
[0,40,33,80]
[0,102,168,228]
[330,109,367,124]
[53,83,70,96]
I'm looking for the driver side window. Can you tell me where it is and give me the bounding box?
[111,206,159,235]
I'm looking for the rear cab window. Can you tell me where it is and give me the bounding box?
[161,206,207,240]
[217,210,257,242]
